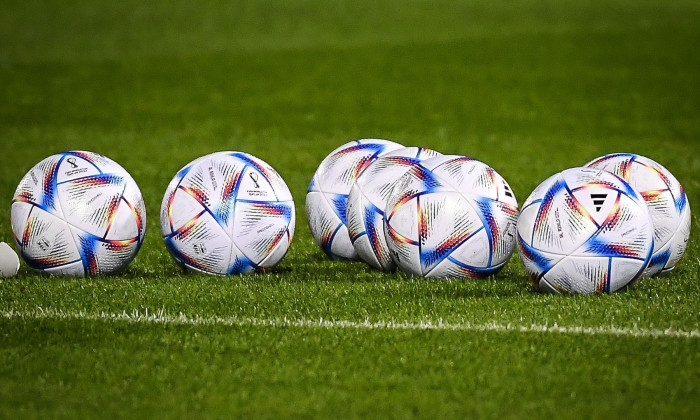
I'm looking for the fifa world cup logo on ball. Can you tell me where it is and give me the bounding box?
[160,151,295,275]
[11,151,147,276]
[249,172,260,189]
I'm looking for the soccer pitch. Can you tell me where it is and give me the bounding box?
[1,0,698,417]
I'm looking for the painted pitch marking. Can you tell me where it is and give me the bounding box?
[1,309,697,339]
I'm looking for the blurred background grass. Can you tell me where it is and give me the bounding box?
[1,0,698,324]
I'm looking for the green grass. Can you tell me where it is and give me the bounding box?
[1,0,699,418]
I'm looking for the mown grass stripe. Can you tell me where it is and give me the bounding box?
[1,309,697,339]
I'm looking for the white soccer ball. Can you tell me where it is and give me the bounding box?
[11,151,147,276]
[161,151,295,275]
[306,139,403,259]
[384,155,519,278]
[517,167,654,294]
[586,153,691,276]
[0,242,20,277]
[347,147,442,270]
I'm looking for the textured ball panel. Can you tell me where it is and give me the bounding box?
[651,204,692,273]
[58,151,146,241]
[10,201,33,243]
[530,177,598,254]
[42,260,85,276]
[105,199,140,240]
[310,139,404,195]
[232,201,295,265]
[174,153,247,235]
[352,235,382,269]
[67,151,125,174]
[16,206,81,272]
[585,153,691,276]
[479,199,519,266]
[161,151,295,275]
[542,255,646,294]
[351,147,443,213]
[516,167,654,294]
[358,206,389,269]
[445,228,492,269]
[516,239,566,284]
[227,244,259,275]
[431,156,518,207]
[414,192,483,275]
[347,183,386,269]
[521,173,559,209]
[57,174,126,237]
[384,196,421,274]
[160,155,207,236]
[644,190,682,244]
[121,181,147,240]
[163,211,233,275]
[610,258,647,290]
[428,254,507,279]
[306,191,355,259]
[11,151,146,276]
[306,188,354,259]
[160,188,178,238]
[541,256,610,295]
[666,205,691,270]
[345,183,367,244]
[258,231,292,269]
[71,227,141,275]
[91,238,140,274]
[385,195,419,244]
[13,154,64,216]
[528,169,640,255]
[328,226,355,260]
[235,166,279,201]
[384,159,451,213]
[347,147,441,271]
[306,139,403,259]
[162,188,204,235]
[515,201,539,247]
[568,192,654,261]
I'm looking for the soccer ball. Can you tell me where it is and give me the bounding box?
[586,153,691,276]
[161,151,294,275]
[384,155,519,278]
[517,167,654,294]
[10,151,146,276]
[347,147,442,270]
[306,139,403,259]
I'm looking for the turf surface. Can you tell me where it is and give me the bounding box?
[1,0,699,418]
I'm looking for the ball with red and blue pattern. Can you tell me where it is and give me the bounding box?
[11,151,147,276]
[517,167,654,294]
[306,139,403,259]
[346,146,442,271]
[160,151,295,275]
[384,155,519,279]
[585,153,691,276]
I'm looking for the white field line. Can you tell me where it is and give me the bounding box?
[1,308,698,339]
